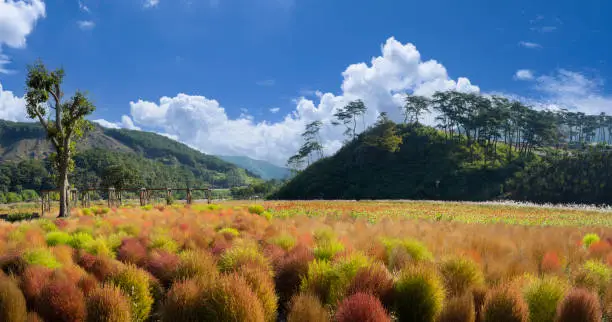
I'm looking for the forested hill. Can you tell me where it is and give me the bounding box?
[0,120,259,192]
[272,123,612,205]
[218,155,291,180]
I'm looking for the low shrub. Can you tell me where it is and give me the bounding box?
[286,293,329,322]
[481,286,528,322]
[583,233,600,249]
[0,253,27,275]
[394,265,445,322]
[313,239,345,261]
[239,265,278,322]
[116,238,148,266]
[335,292,391,322]
[160,278,203,322]
[78,274,98,296]
[541,251,562,274]
[23,248,61,269]
[300,259,335,304]
[149,234,179,253]
[574,259,611,297]
[0,277,27,322]
[77,253,120,281]
[248,204,266,215]
[173,250,218,282]
[345,262,394,308]
[268,233,296,251]
[36,277,86,322]
[274,245,314,305]
[555,288,601,322]
[68,232,95,250]
[37,219,58,233]
[86,284,132,322]
[26,312,43,322]
[20,266,52,306]
[382,238,433,267]
[146,250,180,287]
[218,227,240,238]
[439,256,485,297]
[438,294,476,322]
[522,277,567,322]
[85,239,113,257]
[219,245,272,275]
[108,264,153,322]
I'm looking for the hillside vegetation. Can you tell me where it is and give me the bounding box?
[218,155,290,180]
[0,120,258,193]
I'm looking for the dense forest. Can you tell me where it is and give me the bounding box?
[274,91,612,204]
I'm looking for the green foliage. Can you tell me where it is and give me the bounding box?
[574,260,611,297]
[85,284,132,322]
[382,238,433,263]
[218,246,271,274]
[523,277,567,322]
[149,234,178,253]
[481,287,529,322]
[68,231,95,249]
[45,231,72,246]
[268,233,296,251]
[217,227,240,237]
[313,239,345,261]
[22,248,61,269]
[439,256,485,296]
[174,250,219,282]
[109,265,153,322]
[86,239,113,257]
[6,212,35,222]
[248,204,265,215]
[582,233,600,249]
[38,219,58,232]
[0,277,27,322]
[286,293,330,322]
[394,265,445,322]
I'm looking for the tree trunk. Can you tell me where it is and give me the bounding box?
[58,166,69,218]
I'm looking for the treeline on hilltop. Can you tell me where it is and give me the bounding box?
[273,91,612,204]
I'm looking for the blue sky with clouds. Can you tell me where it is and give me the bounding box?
[0,0,611,166]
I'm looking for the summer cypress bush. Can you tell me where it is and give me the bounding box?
[286,292,329,322]
[116,238,148,266]
[382,238,433,267]
[239,265,278,322]
[0,277,27,322]
[394,264,445,322]
[335,292,391,322]
[68,232,95,250]
[22,248,61,269]
[268,233,296,251]
[555,288,601,322]
[439,256,485,297]
[522,277,567,322]
[86,284,132,322]
[218,245,272,275]
[173,250,219,282]
[481,287,528,322]
[248,204,266,215]
[345,262,395,308]
[313,239,345,261]
[36,277,86,322]
[574,259,611,297]
[45,231,71,246]
[274,244,314,306]
[20,266,52,306]
[437,294,476,322]
[108,264,153,322]
[160,278,203,321]
[146,250,180,288]
[582,233,600,249]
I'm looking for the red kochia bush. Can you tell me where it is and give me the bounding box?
[335,292,391,322]
[541,251,562,274]
[555,288,601,322]
[36,277,86,322]
[77,253,119,281]
[481,287,528,322]
[146,250,180,288]
[116,238,148,265]
[274,244,314,305]
[20,266,52,306]
[346,263,395,308]
[26,311,43,322]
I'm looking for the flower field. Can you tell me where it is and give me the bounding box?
[0,200,611,321]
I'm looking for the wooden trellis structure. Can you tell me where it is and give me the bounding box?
[41,187,212,216]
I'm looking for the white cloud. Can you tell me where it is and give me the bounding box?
[269,107,280,113]
[515,69,534,80]
[77,20,95,30]
[518,41,542,49]
[0,81,28,122]
[93,115,141,130]
[78,1,90,13]
[0,0,46,73]
[126,37,479,166]
[144,0,159,8]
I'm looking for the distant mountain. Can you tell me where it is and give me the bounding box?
[218,155,290,180]
[0,120,260,192]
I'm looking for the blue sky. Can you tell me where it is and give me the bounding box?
[0,0,611,165]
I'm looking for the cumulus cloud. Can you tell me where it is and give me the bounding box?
[515,69,534,80]
[144,0,159,8]
[77,20,95,30]
[0,0,46,73]
[518,41,542,49]
[124,37,479,166]
[0,82,28,122]
[93,115,141,130]
[78,1,90,13]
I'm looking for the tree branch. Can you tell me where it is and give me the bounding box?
[33,109,60,148]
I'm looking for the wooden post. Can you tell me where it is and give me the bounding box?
[166,188,172,205]
[70,189,78,209]
[140,188,147,207]
[108,188,115,208]
[206,189,212,204]
[40,191,45,216]
[186,188,193,205]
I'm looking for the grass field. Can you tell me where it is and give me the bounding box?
[0,200,611,321]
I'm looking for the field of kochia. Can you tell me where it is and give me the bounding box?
[0,200,611,322]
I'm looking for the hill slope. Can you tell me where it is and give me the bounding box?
[0,120,259,192]
[218,155,290,180]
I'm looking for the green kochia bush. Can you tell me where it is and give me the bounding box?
[582,233,600,249]
[394,265,445,322]
[523,277,567,322]
[68,232,95,250]
[22,248,61,269]
[248,204,265,215]
[481,287,529,322]
[218,245,272,275]
[86,284,132,322]
[109,264,154,322]
[45,231,72,246]
[382,238,433,263]
[439,256,485,297]
[574,260,611,297]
